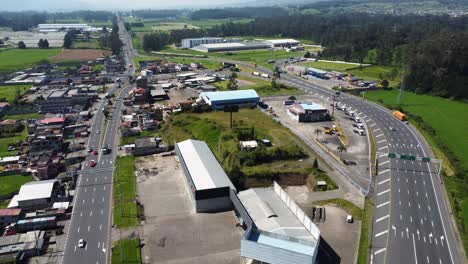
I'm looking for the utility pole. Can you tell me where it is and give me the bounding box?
[397,65,406,106]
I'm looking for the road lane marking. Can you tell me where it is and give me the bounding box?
[102,197,105,202]
[377,189,390,196]
[104,186,106,191]
[83,199,85,204]
[374,248,386,255]
[410,216,413,222]
[88,225,90,232]
[377,140,386,143]
[378,178,390,185]
[101,209,104,215]
[375,230,388,237]
[77,226,80,233]
[378,146,388,150]
[100,224,102,230]
[74,245,77,252]
[376,215,389,223]
[376,134,384,138]
[85,187,87,192]
[379,160,389,166]
[427,256,430,263]
[90,211,93,216]
[378,169,390,175]
[413,233,418,264]
[400,214,402,220]
[377,201,390,208]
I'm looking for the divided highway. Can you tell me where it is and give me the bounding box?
[62,17,135,264]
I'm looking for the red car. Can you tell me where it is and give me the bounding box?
[93,150,98,155]
[90,160,96,167]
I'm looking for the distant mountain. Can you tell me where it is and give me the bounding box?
[2,0,90,11]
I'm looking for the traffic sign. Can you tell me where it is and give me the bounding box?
[422,157,431,162]
[388,153,396,158]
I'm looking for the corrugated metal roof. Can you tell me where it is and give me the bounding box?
[176,139,235,191]
[265,39,300,44]
[16,179,57,202]
[200,89,259,103]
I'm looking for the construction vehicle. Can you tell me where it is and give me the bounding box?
[393,111,407,121]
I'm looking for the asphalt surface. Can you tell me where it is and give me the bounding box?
[62,16,135,264]
[272,73,462,264]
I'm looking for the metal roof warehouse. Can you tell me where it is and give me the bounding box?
[199,89,260,110]
[175,139,236,213]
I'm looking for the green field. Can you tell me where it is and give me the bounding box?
[0,126,28,157]
[0,85,31,103]
[113,156,138,228]
[0,199,10,208]
[299,60,361,72]
[214,75,302,96]
[126,18,253,32]
[365,89,468,251]
[112,239,141,264]
[72,39,102,49]
[161,109,334,189]
[2,113,42,120]
[0,48,61,73]
[0,174,32,196]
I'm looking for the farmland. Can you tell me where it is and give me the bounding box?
[0,48,61,73]
[0,85,31,103]
[214,75,302,96]
[0,174,33,196]
[50,49,111,62]
[113,156,138,228]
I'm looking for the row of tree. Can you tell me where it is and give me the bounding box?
[190,7,288,20]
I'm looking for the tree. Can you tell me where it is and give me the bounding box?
[314,128,322,140]
[381,79,389,89]
[288,96,297,101]
[38,39,49,49]
[304,51,311,58]
[271,77,278,90]
[313,158,318,169]
[17,41,26,49]
[0,39,3,46]
[84,31,91,41]
[63,33,73,48]
[227,74,238,90]
[13,87,21,104]
[337,144,347,160]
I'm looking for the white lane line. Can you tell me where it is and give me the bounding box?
[377,201,390,208]
[377,189,390,196]
[370,123,376,127]
[83,199,85,204]
[374,128,381,132]
[374,248,386,255]
[376,215,389,223]
[377,139,387,143]
[376,134,384,138]
[101,209,104,215]
[90,211,93,216]
[379,160,389,166]
[104,186,106,191]
[427,256,430,263]
[100,224,102,230]
[375,230,388,238]
[77,226,80,233]
[378,146,389,150]
[74,245,77,252]
[378,178,390,185]
[413,233,419,264]
[88,225,90,232]
[102,197,105,202]
[378,169,390,175]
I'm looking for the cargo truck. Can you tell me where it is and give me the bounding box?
[393,111,407,121]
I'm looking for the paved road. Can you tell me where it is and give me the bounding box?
[273,74,463,264]
[62,16,136,264]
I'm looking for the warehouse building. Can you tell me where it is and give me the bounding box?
[175,139,236,213]
[181,37,240,49]
[37,24,102,32]
[287,102,329,122]
[199,89,260,110]
[305,67,328,79]
[264,39,300,47]
[8,180,59,209]
[234,182,320,264]
[192,42,270,52]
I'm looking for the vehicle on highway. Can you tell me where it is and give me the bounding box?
[346,215,353,223]
[283,100,295,106]
[353,129,365,136]
[96,130,100,134]
[389,126,396,131]
[90,160,96,167]
[267,59,276,64]
[128,64,132,67]
[393,110,407,121]
[87,148,93,153]
[116,78,121,82]
[102,145,111,154]
[260,73,271,78]
[78,239,85,248]
[93,150,98,155]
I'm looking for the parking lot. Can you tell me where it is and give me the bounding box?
[135,154,243,264]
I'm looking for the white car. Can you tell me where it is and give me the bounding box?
[96,130,100,134]
[389,126,396,131]
[78,239,86,248]
[346,215,353,223]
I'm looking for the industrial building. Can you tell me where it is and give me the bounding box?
[287,102,329,122]
[175,139,236,213]
[199,89,260,110]
[181,37,240,49]
[305,67,328,79]
[37,24,102,32]
[8,180,59,209]
[264,39,300,47]
[0,231,45,262]
[235,182,320,264]
[192,42,270,52]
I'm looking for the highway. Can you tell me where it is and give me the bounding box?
[62,16,135,264]
[272,73,463,264]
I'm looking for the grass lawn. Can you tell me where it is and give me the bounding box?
[111,239,141,264]
[2,113,42,120]
[72,39,102,49]
[357,198,373,264]
[0,48,61,73]
[0,174,32,196]
[0,126,28,157]
[113,156,138,228]
[298,60,360,72]
[161,109,334,189]
[365,89,468,252]
[0,199,10,208]
[348,65,400,87]
[214,75,302,96]
[0,85,31,103]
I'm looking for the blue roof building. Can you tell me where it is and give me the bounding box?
[199,89,260,110]
[287,102,329,122]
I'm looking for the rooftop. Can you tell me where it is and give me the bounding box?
[265,39,300,44]
[176,139,235,191]
[0,208,21,217]
[200,89,259,102]
[40,117,65,125]
[12,179,57,204]
[135,137,157,148]
[288,102,327,114]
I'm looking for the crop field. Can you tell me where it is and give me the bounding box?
[0,85,31,103]
[50,49,111,62]
[72,39,103,49]
[365,89,468,248]
[0,31,65,48]
[0,48,61,73]
[0,174,33,196]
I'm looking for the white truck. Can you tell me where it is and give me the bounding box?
[261,73,271,78]
[252,72,260,76]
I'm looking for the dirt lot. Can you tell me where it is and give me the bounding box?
[50,49,111,62]
[135,154,243,264]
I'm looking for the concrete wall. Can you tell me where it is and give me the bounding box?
[195,196,232,213]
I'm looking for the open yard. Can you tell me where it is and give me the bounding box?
[2,112,42,120]
[0,85,31,103]
[71,39,103,49]
[111,239,141,264]
[0,174,32,196]
[113,156,138,228]
[365,89,468,251]
[161,109,334,189]
[0,48,61,73]
[50,49,111,62]
[214,75,302,96]
[0,127,28,157]
[298,60,359,72]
